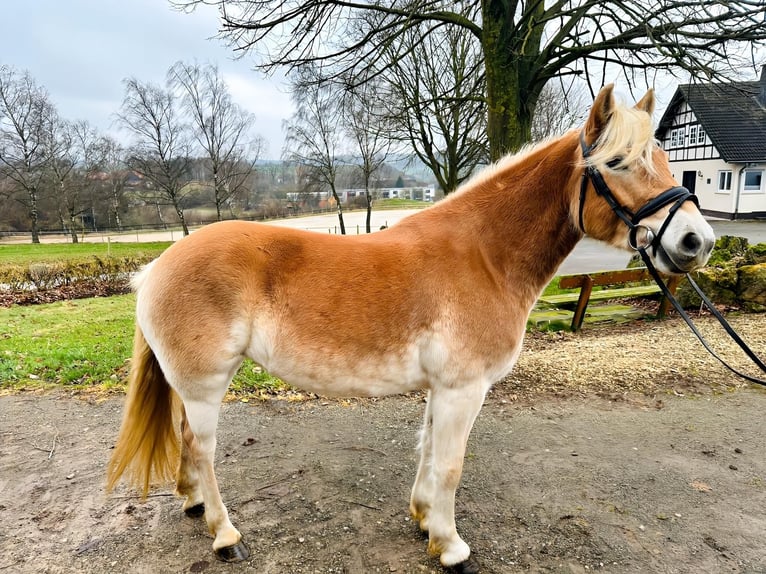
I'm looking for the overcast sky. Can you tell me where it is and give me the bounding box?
[0,0,293,158]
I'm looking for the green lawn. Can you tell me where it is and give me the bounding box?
[0,294,286,395]
[0,242,172,265]
[0,296,136,391]
[375,198,430,209]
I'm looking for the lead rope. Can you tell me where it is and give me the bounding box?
[636,246,766,386]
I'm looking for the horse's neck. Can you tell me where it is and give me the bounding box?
[442,135,582,299]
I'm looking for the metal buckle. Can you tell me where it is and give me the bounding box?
[628,225,655,250]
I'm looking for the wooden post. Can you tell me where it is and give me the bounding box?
[657,275,683,318]
[571,275,594,331]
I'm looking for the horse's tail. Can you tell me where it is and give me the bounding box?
[106,322,180,498]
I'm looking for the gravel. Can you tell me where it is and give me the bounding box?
[504,313,766,400]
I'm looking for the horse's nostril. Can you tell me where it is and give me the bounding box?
[681,231,701,254]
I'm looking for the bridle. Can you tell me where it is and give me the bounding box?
[578,131,698,255]
[578,131,766,386]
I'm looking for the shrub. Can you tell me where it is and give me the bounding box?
[0,255,154,294]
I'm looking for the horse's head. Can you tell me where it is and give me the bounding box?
[576,85,715,274]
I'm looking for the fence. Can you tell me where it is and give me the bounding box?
[0,206,404,244]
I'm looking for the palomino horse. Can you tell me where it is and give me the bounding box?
[107,85,714,572]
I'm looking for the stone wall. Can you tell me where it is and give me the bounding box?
[676,236,766,311]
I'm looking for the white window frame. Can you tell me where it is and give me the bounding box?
[669,127,686,148]
[688,125,698,145]
[717,170,732,194]
[742,169,764,194]
[696,126,706,145]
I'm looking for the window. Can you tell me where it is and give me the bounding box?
[696,126,706,145]
[743,170,764,193]
[717,170,732,193]
[669,127,686,148]
[688,124,705,145]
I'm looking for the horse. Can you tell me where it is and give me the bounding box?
[106,85,715,572]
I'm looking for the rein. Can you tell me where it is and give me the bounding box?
[578,132,766,386]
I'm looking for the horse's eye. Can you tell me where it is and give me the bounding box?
[606,157,627,170]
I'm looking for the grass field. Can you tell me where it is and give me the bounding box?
[374,198,430,209]
[0,242,172,266]
[0,294,287,395]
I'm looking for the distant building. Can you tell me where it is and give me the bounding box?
[656,66,766,219]
[286,185,437,204]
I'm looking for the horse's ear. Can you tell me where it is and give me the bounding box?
[635,89,655,115]
[584,84,615,144]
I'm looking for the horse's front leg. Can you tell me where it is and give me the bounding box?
[422,383,487,572]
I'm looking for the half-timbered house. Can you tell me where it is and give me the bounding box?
[656,67,766,219]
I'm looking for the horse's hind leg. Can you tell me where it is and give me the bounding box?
[176,406,204,518]
[181,397,249,561]
[424,383,487,571]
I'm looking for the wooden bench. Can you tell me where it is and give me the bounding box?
[537,267,682,331]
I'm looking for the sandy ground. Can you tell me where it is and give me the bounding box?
[2,381,766,574]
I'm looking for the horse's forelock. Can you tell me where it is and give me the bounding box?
[586,103,656,174]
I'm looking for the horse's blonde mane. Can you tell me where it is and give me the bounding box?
[585,101,657,174]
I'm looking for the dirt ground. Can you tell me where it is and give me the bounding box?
[2,375,766,574]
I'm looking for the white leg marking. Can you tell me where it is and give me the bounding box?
[183,399,242,551]
[425,383,487,567]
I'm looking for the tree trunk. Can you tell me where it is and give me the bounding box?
[329,185,346,235]
[365,190,372,234]
[481,0,542,160]
[174,203,190,236]
[111,202,122,231]
[213,171,223,221]
[155,201,167,229]
[29,190,40,244]
[68,215,79,244]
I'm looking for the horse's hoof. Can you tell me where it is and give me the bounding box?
[184,503,205,518]
[214,540,250,563]
[447,555,480,574]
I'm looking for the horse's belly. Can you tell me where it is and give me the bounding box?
[244,316,523,398]
[248,327,457,397]
[266,353,429,397]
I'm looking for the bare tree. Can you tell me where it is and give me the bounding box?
[283,68,347,234]
[98,136,129,231]
[168,61,264,221]
[117,77,193,235]
[43,119,104,242]
[46,117,80,242]
[531,81,589,142]
[380,24,488,194]
[0,65,57,243]
[176,0,766,160]
[341,79,390,232]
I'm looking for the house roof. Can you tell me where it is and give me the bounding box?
[656,72,766,163]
